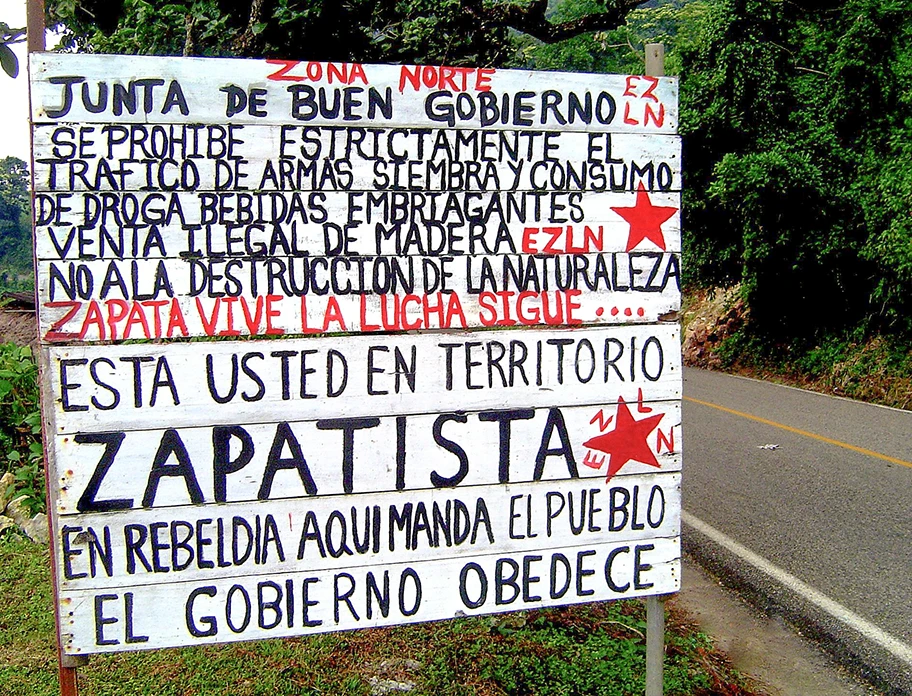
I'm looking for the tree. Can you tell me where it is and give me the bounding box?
[517,0,710,75]
[0,157,33,292]
[47,0,652,66]
[679,0,912,337]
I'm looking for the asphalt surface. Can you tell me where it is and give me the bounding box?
[682,368,912,695]
[677,558,872,696]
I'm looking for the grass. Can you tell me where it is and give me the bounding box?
[715,328,912,410]
[0,532,761,696]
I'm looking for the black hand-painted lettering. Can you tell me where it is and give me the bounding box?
[60,358,89,412]
[534,408,579,480]
[259,422,317,498]
[478,409,534,483]
[75,432,131,512]
[212,426,254,503]
[316,417,381,494]
[46,76,86,119]
[431,414,469,487]
[141,429,204,507]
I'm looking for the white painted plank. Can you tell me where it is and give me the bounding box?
[49,401,682,512]
[33,189,681,260]
[35,216,681,261]
[44,325,680,434]
[33,126,681,167]
[56,472,681,591]
[31,54,678,134]
[32,125,681,193]
[58,537,680,654]
[36,253,681,341]
[31,50,685,661]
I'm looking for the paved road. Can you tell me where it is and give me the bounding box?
[682,368,912,695]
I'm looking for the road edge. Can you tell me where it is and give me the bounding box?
[684,515,912,696]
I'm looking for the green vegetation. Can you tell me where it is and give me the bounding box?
[0,533,755,696]
[516,0,711,76]
[0,156,33,292]
[0,157,41,509]
[0,23,25,79]
[671,0,912,392]
[47,0,633,66]
[680,0,912,340]
[714,326,912,409]
[0,343,43,515]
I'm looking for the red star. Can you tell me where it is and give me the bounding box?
[583,396,665,481]
[610,182,677,252]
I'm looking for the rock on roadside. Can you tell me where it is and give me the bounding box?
[0,480,49,544]
[0,471,14,505]
[682,286,748,368]
[22,513,49,544]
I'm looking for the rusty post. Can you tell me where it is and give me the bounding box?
[26,0,45,53]
[26,1,83,695]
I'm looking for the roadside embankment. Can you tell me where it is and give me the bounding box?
[683,287,912,411]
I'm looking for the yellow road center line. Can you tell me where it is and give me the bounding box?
[684,396,912,470]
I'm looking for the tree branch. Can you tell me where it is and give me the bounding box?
[0,26,27,44]
[471,0,647,44]
[235,0,270,55]
[183,15,197,57]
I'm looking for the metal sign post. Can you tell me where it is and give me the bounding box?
[646,594,665,696]
[643,43,669,696]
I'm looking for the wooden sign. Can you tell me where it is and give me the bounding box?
[33,190,682,258]
[36,252,681,340]
[30,54,678,132]
[31,53,682,656]
[61,536,680,652]
[31,126,682,192]
[45,325,680,434]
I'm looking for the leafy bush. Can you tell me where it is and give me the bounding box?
[0,157,34,294]
[0,343,44,515]
[680,0,912,341]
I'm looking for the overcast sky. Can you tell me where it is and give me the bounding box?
[1,0,64,162]
[1,1,30,161]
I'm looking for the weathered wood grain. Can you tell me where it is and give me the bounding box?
[44,324,680,434]
[59,536,680,654]
[50,400,682,513]
[31,54,678,133]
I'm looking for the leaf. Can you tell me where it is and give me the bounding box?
[6,450,21,462]
[251,22,268,35]
[0,43,18,79]
[25,412,42,434]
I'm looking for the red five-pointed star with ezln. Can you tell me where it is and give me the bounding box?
[611,182,677,252]
[583,396,665,481]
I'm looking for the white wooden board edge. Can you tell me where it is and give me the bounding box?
[31,54,678,134]
[58,537,681,654]
[48,400,683,514]
[55,471,681,591]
